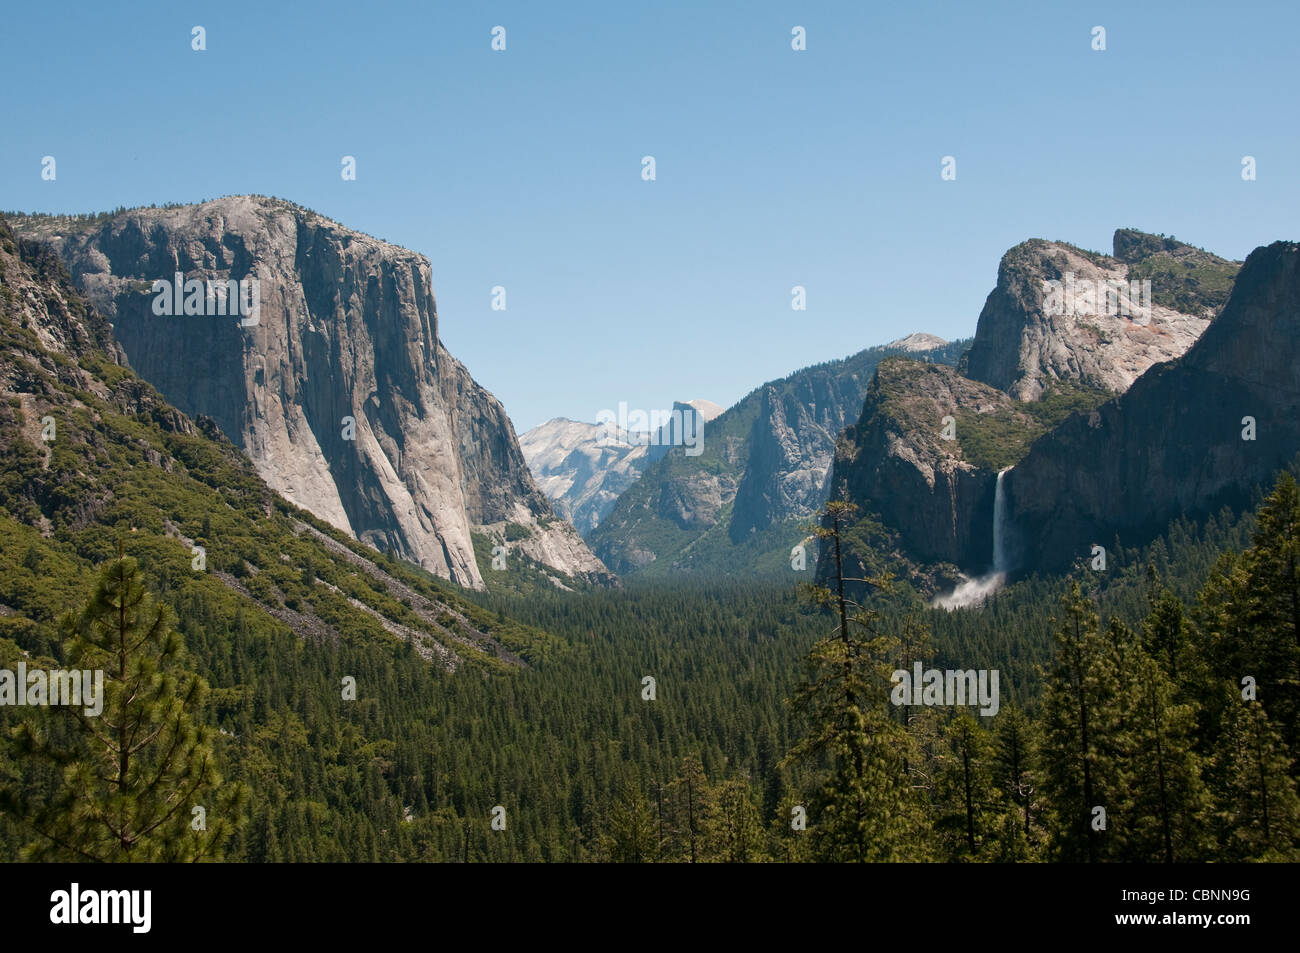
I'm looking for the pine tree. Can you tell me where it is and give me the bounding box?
[993,704,1037,843]
[1193,549,1254,752]
[1114,650,1212,862]
[664,754,709,862]
[245,805,283,862]
[893,615,934,789]
[1142,585,1198,693]
[1240,472,1300,755]
[704,776,768,863]
[1039,583,1126,862]
[934,713,995,859]
[601,772,657,863]
[784,500,930,862]
[1210,697,1300,860]
[5,547,244,861]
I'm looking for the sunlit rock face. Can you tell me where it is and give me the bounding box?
[15,196,613,589]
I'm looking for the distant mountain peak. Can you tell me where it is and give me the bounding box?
[679,398,725,421]
[885,332,949,352]
[588,338,972,575]
[521,399,726,535]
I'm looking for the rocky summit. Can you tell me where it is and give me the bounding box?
[1005,240,1300,573]
[820,229,1248,594]
[587,336,968,577]
[961,231,1239,401]
[10,196,612,590]
[521,398,724,536]
[521,417,651,536]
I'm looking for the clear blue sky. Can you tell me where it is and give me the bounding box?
[3,0,1296,433]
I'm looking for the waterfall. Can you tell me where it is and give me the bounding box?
[992,466,1011,573]
[932,466,1012,610]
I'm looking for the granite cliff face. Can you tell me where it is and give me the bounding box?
[961,233,1238,401]
[521,399,724,536]
[820,360,1033,579]
[520,418,650,536]
[0,213,548,671]
[729,368,882,542]
[820,230,1246,591]
[588,336,968,577]
[11,197,611,589]
[1006,241,1300,572]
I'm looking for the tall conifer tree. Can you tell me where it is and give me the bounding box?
[784,501,930,862]
[6,547,244,861]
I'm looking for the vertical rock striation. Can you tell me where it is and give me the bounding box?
[1006,241,1300,572]
[12,196,612,589]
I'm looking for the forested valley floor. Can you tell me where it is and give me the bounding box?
[4,459,1298,862]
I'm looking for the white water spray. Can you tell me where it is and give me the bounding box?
[933,466,1012,610]
[992,466,1009,574]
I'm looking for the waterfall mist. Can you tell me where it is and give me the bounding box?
[932,467,1012,610]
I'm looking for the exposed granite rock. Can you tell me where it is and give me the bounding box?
[0,213,545,670]
[820,359,1034,579]
[520,418,650,535]
[886,332,949,352]
[520,398,724,537]
[729,367,877,542]
[658,469,735,530]
[1005,241,1300,572]
[962,232,1239,401]
[11,196,612,589]
[588,336,966,576]
[645,399,724,464]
